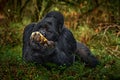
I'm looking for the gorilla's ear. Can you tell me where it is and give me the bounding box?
[45,11,64,33]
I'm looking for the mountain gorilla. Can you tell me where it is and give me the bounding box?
[22,11,99,67]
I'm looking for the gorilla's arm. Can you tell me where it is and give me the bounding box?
[22,23,56,63]
[76,42,99,67]
[22,23,36,62]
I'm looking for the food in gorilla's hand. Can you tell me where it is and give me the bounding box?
[30,31,47,43]
[30,31,54,47]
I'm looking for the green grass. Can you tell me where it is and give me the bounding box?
[0,45,120,80]
[0,22,120,80]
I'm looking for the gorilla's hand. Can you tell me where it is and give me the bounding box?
[30,31,55,48]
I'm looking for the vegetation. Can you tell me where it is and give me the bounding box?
[0,0,120,80]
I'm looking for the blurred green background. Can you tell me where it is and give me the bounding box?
[0,0,120,80]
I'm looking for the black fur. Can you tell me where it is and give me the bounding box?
[22,11,99,67]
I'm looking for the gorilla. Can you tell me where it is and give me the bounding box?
[22,11,99,68]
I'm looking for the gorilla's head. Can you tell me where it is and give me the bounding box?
[45,11,64,32]
[33,11,64,41]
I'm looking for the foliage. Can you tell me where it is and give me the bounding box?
[0,0,119,24]
[0,18,31,46]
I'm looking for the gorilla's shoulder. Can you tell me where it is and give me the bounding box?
[61,27,74,37]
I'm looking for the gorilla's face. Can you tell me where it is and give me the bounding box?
[33,17,59,41]
[32,11,64,42]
